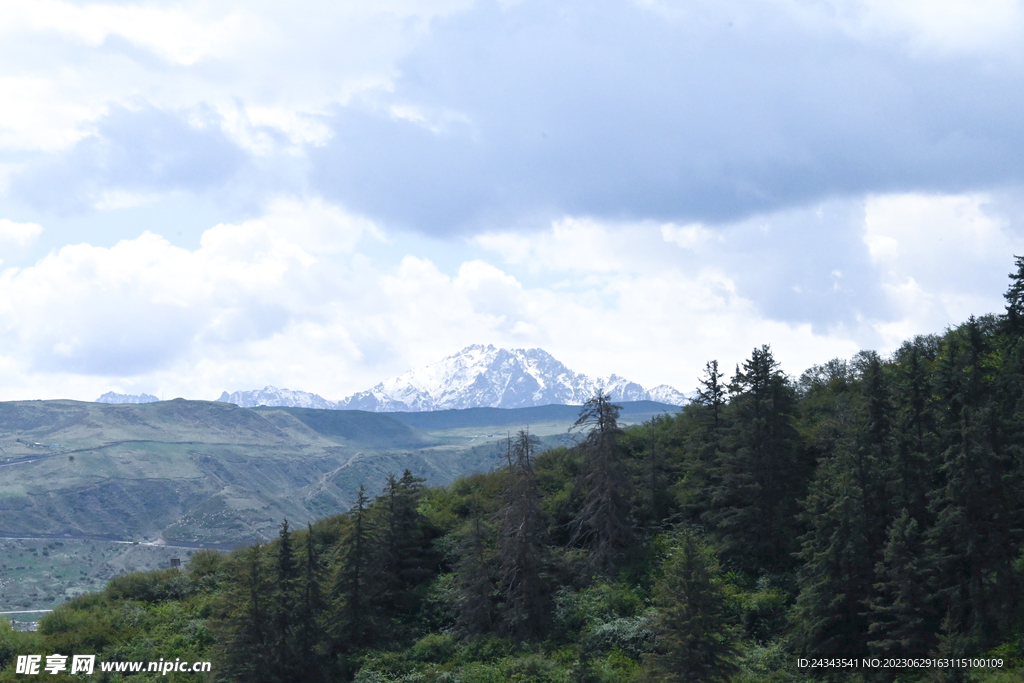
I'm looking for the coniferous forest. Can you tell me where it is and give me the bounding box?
[4,260,1024,682]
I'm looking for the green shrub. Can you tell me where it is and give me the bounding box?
[105,568,191,603]
[410,633,457,663]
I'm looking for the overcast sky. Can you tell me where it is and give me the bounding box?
[1,0,1023,402]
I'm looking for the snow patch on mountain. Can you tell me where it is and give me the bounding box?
[216,346,689,412]
[335,344,689,412]
[216,386,338,410]
[648,384,692,406]
[96,391,160,404]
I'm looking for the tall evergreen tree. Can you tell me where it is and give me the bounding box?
[794,457,878,658]
[455,496,496,637]
[496,429,550,640]
[333,485,376,649]
[679,361,729,519]
[378,469,435,627]
[1003,254,1024,332]
[705,345,805,573]
[223,544,274,683]
[271,520,299,681]
[569,393,636,576]
[928,317,1022,644]
[643,531,737,683]
[890,336,939,523]
[296,523,328,681]
[868,509,937,657]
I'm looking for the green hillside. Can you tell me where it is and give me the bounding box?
[382,400,678,431]
[0,398,682,612]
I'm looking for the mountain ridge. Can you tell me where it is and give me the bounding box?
[96,391,159,404]
[216,344,690,411]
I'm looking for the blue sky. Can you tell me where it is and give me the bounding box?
[1,0,1023,401]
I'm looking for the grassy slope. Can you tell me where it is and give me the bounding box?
[0,399,682,612]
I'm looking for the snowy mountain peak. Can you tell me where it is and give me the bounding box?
[335,345,689,412]
[216,347,689,412]
[216,386,338,410]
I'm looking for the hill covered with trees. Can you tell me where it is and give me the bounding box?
[4,260,1024,682]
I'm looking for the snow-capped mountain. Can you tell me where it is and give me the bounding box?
[216,386,338,410]
[335,344,689,411]
[96,391,160,404]
[215,346,689,412]
[648,385,691,406]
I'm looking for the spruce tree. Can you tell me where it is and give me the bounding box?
[705,345,805,574]
[271,520,299,681]
[643,531,737,683]
[496,429,549,640]
[928,317,1022,644]
[794,457,877,657]
[681,361,728,519]
[333,485,376,649]
[890,336,939,523]
[569,392,636,576]
[296,523,328,681]
[455,496,496,637]
[378,469,435,626]
[223,544,274,683]
[1003,254,1024,332]
[868,509,937,657]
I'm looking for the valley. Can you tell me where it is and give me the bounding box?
[0,398,678,612]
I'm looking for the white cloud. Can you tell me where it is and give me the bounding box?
[0,76,101,151]
[863,192,1019,345]
[0,0,259,66]
[0,218,42,246]
[472,217,663,273]
[3,191,1017,403]
[837,0,1024,56]
[661,223,716,250]
[0,198,873,401]
[0,0,476,160]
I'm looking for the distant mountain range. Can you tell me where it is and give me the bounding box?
[216,386,338,410]
[96,391,159,404]
[333,344,689,411]
[98,345,690,411]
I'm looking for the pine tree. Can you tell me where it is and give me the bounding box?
[890,336,939,523]
[638,429,670,530]
[1003,254,1024,332]
[223,544,274,682]
[868,509,937,657]
[681,361,728,519]
[271,520,299,681]
[794,458,877,657]
[333,485,376,649]
[378,469,435,627]
[695,360,727,434]
[928,317,1022,644]
[455,496,496,637]
[643,531,737,683]
[296,523,328,681]
[569,393,636,576]
[496,429,549,640]
[705,345,805,574]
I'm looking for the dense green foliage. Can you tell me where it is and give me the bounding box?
[7,260,1024,682]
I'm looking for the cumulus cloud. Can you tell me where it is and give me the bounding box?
[0,2,1022,402]
[0,198,372,381]
[13,105,248,213]
[863,192,1022,345]
[310,0,1024,234]
[0,196,878,401]
[4,0,1023,234]
[0,218,42,246]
